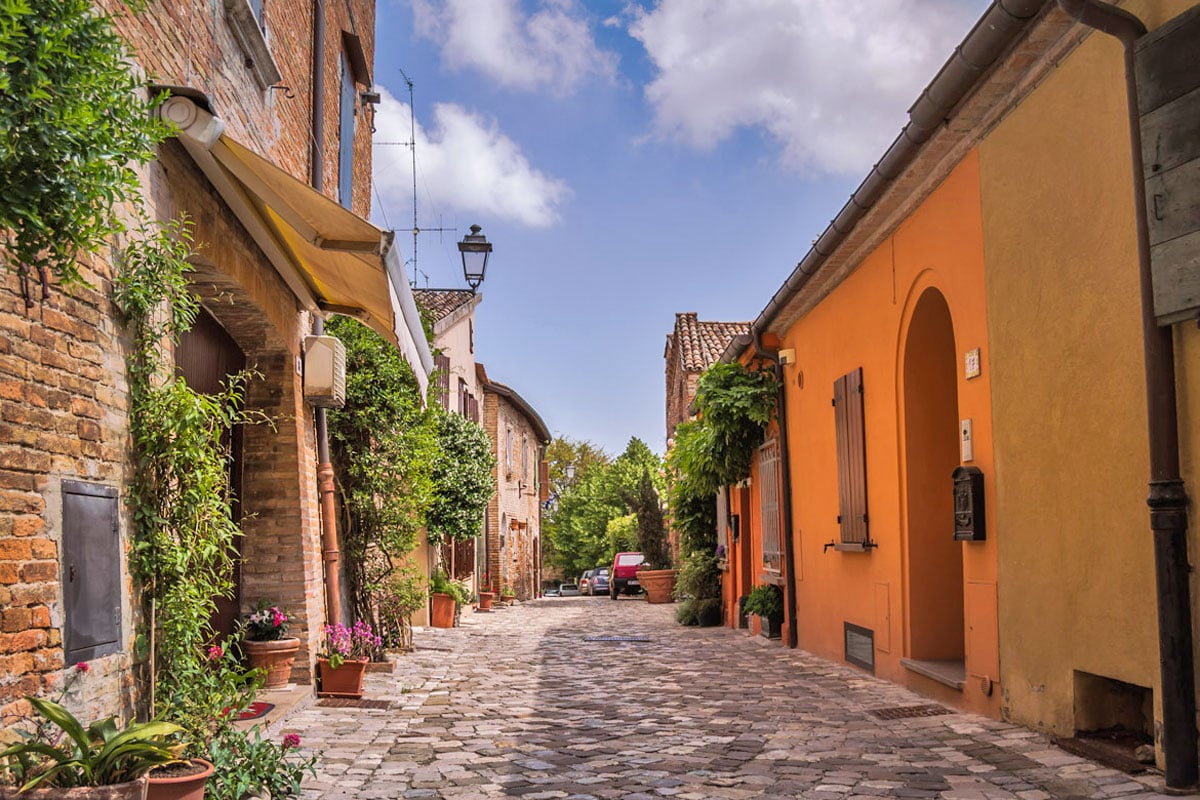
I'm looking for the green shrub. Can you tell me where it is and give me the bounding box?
[743,583,783,620]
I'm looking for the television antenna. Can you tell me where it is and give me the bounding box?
[395,68,454,285]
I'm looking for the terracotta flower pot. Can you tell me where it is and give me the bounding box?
[243,637,300,688]
[430,592,456,628]
[477,591,494,611]
[1,778,148,800]
[146,758,213,800]
[636,568,679,604]
[317,657,368,698]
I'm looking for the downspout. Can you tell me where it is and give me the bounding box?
[749,329,798,650]
[311,0,341,628]
[1057,0,1197,789]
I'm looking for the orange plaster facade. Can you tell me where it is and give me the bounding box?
[737,152,1000,716]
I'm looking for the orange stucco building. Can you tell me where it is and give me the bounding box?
[718,0,1200,777]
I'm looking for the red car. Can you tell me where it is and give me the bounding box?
[609,552,644,599]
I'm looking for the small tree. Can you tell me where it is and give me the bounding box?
[427,411,495,545]
[624,468,671,570]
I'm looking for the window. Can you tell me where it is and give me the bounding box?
[521,434,529,480]
[222,0,281,89]
[505,428,513,475]
[248,0,264,26]
[337,52,356,209]
[757,438,782,574]
[833,367,871,549]
[458,378,468,417]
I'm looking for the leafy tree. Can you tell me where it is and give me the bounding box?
[427,410,495,544]
[0,0,169,301]
[327,316,437,644]
[624,468,671,569]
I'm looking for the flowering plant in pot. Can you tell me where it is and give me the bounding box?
[317,621,380,698]
[204,729,316,800]
[241,602,300,689]
[428,571,465,628]
[476,573,494,611]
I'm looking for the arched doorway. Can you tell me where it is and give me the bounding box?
[902,288,964,669]
[175,306,246,641]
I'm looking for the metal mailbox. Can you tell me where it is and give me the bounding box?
[952,465,986,542]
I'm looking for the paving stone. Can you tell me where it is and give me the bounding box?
[290,599,1172,799]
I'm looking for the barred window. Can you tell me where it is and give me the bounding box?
[757,438,782,574]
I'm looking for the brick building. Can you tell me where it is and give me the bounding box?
[664,313,750,446]
[0,0,430,723]
[478,365,550,601]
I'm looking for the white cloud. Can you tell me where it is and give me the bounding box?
[412,0,617,93]
[628,0,985,175]
[372,86,569,228]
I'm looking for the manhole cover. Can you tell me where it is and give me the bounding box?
[868,704,951,720]
[316,698,392,709]
[583,635,651,642]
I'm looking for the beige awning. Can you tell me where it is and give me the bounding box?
[159,95,433,396]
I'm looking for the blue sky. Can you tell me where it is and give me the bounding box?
[370,0,991,457]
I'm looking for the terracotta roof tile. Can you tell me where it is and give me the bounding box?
[413,289,475,323]
[669,312,751,373]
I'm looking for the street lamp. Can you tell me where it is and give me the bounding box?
[566,464,576,480]
[457,224,492,292]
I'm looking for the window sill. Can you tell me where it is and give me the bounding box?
[223,0,283,89]
[901,658,965,691]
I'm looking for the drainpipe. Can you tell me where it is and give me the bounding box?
[1057,0,1197,789]
[750,329,799,650]
[311,0,341,628]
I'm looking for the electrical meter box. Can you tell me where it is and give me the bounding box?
[303,335,346,408]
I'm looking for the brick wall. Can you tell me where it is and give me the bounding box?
[483,391,544,600]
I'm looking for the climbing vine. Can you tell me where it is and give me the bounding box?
[326,315,437,648]
[0,0,169,303]
[114,217,265,746]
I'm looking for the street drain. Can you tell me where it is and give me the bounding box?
[868,704,952,720]
[316,698,393,709]
[583,635,651,642]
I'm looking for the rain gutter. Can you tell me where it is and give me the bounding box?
[1056,0,1197,789]
[723,0,1046,363]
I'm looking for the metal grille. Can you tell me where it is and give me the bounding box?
[867,704,951,720]
[583,635,650,642]
[757,438,782,574]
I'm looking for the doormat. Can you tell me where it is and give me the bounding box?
[582,635,650,642]
[316,698,392,709]
[867,704,951,720]
[235,702,274,721]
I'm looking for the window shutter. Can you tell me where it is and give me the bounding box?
[757,438,783,573]
[63,481,121,663]
[434,354,450,409]
[538,460,550,503]
[833,367,869,546]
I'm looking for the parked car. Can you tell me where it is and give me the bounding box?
[544,586,560,597]
[559,583,581,596]
[609,552,644,599]
[578,569,595,596]
[591,567,610,596]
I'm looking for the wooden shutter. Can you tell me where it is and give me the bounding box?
[434,354,450,409]
[538,460,550,503]
[833,367,869,547]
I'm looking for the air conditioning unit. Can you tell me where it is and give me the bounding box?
[303,335,346,408]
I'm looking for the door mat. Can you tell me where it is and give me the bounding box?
[235,702,274,721]
[867,704,951,720]
[316,698,392,709]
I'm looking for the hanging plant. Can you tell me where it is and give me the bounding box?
[0,0,169,303]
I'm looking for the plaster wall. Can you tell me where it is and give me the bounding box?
[763,153,999,715]
[978,0,1195,742]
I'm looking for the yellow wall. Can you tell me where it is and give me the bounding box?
[770,152,1000,715]
[979,0,1195,740]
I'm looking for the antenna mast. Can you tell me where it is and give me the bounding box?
[397,68,453,286]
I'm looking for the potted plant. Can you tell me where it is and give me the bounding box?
[626,469,677,603]
[499,584,516,603]
[743,583,784,639]
[317,621,380,699]
[477,573,494,611]
[428,570,458,628]
[0,696,182,799]
[241,602,300,689]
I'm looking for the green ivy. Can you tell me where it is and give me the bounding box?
[0,0,169,300]
[427,411,495,544]
[113,217,265,750]
[326,316,437,643]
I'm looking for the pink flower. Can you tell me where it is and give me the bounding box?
[283,734,301,749]
[206,645,224,661]
[74,662,89,673]
[273,610,287,627]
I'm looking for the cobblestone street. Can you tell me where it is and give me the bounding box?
[287,599,1172,800]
